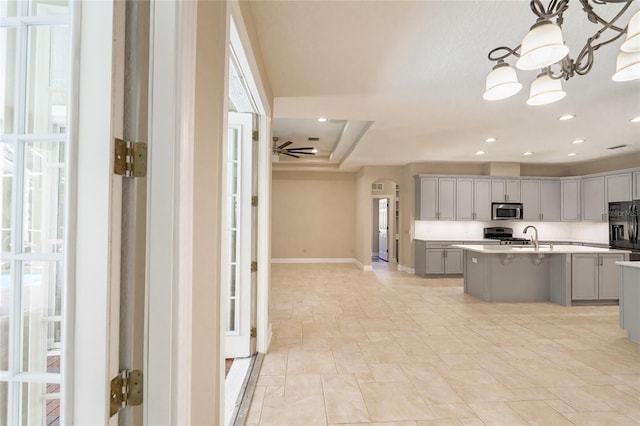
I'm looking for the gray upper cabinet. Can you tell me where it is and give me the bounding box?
[491,178,521,202]
[540,180,561,221]
[474,179,492,220]
[415,176,455,220]
[582,176,606,222]
[520,180,540,221]
[606,173,632,203]
[456,178,491,221]
[456,178,474,221]
[561,179,581,221]
[415,176,438,220]
[438,178,456,220]
[520,179,560,221]
[634,171,640,200]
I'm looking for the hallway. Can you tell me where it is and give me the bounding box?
[246,263,640,425]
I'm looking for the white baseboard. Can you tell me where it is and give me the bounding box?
[271,257,357,264]
[354,258,373,271]
[398,264,415,274]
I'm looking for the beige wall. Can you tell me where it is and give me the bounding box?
[272,171,357,259]
[191,1,227,423]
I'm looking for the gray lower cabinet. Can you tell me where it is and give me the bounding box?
[572,253,624,300]
[426,248,463,274]
[415,241,463,275]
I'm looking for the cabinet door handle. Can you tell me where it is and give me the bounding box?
[599,256,603,266]
[472,212,476,220]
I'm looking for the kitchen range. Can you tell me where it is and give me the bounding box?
[609,200,640,261]
[483,226,532,245]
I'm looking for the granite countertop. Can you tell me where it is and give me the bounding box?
[616,261,640,269]
[455,244,631,254]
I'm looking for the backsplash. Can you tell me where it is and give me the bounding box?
[413,221,609,244]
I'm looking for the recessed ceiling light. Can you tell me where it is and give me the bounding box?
[317,117,328,122]
[559,114,576,121]
[568,153,577,156]
[572,139,585,144]
[631,116,640,123]
[485,137,496,143]
[476,150,485,155]
[522,151,534,156]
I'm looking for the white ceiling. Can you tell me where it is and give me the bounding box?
[248,1,640,171]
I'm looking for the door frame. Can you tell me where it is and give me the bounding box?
[371,195,394,263]
[68,1,273,423]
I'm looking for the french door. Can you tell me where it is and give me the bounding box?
[1,1,70,423]
[224,112,255,358]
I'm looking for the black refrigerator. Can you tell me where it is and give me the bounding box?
[609,200,640,261]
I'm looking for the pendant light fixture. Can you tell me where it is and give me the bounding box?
[483,61,523,100]
[516,20,569,70]
[526,72,567,105]
[483,0,640,106]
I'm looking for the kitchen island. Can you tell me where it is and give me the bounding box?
[617,261,640,344]
[455,244,630,306]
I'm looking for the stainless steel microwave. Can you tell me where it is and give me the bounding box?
[492,202,523,221]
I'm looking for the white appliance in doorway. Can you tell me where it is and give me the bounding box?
[379,199,389,261]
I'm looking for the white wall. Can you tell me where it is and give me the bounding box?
[414,220,609,244]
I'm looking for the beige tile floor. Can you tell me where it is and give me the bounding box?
[246,262,640,426]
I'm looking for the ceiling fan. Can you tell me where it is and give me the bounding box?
[272,137,318,159]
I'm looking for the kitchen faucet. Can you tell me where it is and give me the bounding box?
[523,225,539,249]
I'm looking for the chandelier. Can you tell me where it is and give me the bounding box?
[483,0,640,105]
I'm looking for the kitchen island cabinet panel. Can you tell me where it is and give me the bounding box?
[599,254,624,299]
[618,261,640,344]
[572,253,624,300]
[458,245,629,305]
[572,254,599,300]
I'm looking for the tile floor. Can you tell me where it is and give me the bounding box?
[246,262,640,425]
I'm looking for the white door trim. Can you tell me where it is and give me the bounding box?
[229,3,272,354]
[70,0,124,423]
[145,0,198,424]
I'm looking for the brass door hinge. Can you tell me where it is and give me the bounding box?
[252,196,258,206]
[114,138,147,177]
[250,327,257,338]
[252,130,259,141]
[110,369,143,417]
[251,261,258,272]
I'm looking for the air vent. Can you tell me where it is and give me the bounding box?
[308,137,320,141]
[607,144,628,150]
[372,183,384,191]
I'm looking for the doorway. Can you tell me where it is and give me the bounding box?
[371,179,400,266]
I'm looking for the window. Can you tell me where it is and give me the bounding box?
[1,1,69,424]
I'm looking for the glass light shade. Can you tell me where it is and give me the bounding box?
[613,51,640,82]
[526,74,566,106]
[516,21,570,70]
[621,10,640,52]
[483,63,523,101]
